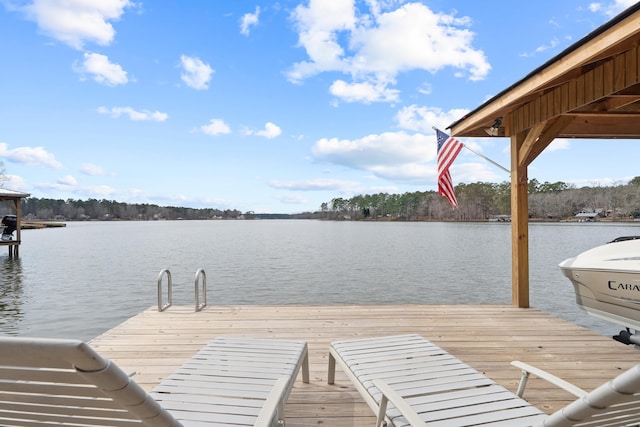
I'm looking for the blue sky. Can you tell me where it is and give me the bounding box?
[0,0,637,214]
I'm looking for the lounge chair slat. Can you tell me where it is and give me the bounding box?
[0,411,141,427]
[150,394,265,410]
[0,392,123,409]
[328,334,640,427]
[0,367,88,384]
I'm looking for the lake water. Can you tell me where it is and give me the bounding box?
[0,220,638,341]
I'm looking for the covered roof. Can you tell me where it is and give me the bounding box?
[449,3,640,141]
[446,4,640,309]
[0,189,31,199]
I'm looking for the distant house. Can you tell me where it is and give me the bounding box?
[575,212,599,222]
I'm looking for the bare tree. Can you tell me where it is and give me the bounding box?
[0,161,6,187]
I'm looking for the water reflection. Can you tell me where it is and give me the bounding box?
[0,256,24,335]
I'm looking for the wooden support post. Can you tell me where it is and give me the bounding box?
[509,118,567,308]
[511,132,529,308]
[14,198,21,258]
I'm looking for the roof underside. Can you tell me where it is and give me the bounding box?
[449,3,640,140]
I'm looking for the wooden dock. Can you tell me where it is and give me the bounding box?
[90,304,640,426]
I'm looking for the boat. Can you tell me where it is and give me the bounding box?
[0,215,16,241]
[559,236,640,337]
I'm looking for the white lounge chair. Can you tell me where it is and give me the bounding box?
[0,336,309,426]
[328,334,640,427]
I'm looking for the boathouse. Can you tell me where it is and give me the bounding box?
[0,188,30,256]
[449,3,640,308]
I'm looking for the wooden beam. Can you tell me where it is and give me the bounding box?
[571,95,640,112]
[518,116,575,167]
[450,10,640,137]
[511,131,530,308]
[561,114,640,137]
[517,122,546,168]
[510,46,640,134]
[509,46,640,135]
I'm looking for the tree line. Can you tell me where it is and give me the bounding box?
[321,177,640,221]
[1,176,639,222]
[15,198,243,221]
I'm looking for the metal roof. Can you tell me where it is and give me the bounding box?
[0,188,31,198]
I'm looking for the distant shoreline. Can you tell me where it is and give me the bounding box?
[18,216,640,226]
[22,221,66,229]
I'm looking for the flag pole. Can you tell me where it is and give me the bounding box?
[433,127,510,175]
[462,145,510,174]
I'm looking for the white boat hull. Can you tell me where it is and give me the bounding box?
[559,238,640,330]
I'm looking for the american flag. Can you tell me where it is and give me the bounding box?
[436,129,463,208]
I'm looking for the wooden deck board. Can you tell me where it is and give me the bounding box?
[90,304,640,426]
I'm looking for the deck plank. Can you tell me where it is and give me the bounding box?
[90,304,640,426]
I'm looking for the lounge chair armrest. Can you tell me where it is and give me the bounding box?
[372,379,427,427]
[254,377,289,427]
[511,360,587,399]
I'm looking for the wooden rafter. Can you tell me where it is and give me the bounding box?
[508,45,640,136]
[515,116,574,167]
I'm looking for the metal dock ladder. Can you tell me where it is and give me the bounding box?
[157,268,207,312]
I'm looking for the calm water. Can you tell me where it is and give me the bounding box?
[0,220,638,341]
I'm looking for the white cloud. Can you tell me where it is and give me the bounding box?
[269,178,359,191]
[288,1,490,103]
[589,0,637,16]
[254,122,282,139]
[0,175,29,192]
[201,119,231,136]
[35,182,117,198]
[97,106,168,121]
[240,6,260,36]
[180,55,214,90]
[310,126,504,185]
[547,138,571,151]
[76,185,117,197]
[289,0,356,80]
[312,131,434,170]
[589,3,602,12]
[367,162,436,182]
[536,38,560,54]
[330,80,399,103]
[22,0,133,50]
[394,105,469,133]
[273,193,308,205]
[520,37,561,57]
[81,163,112,176]
[57,175,77,186]
[74,52,128,86]
[449,161,503,183]
[0,142,63,169]
[417,83,432,96]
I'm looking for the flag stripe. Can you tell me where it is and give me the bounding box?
[435,129,463,208]
[437,139,463,174]
[438,171,458,208]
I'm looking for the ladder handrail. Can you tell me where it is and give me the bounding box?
[157,269,172,312]
[195,268,207,312]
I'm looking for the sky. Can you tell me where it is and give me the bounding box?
[0,0,638,214]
